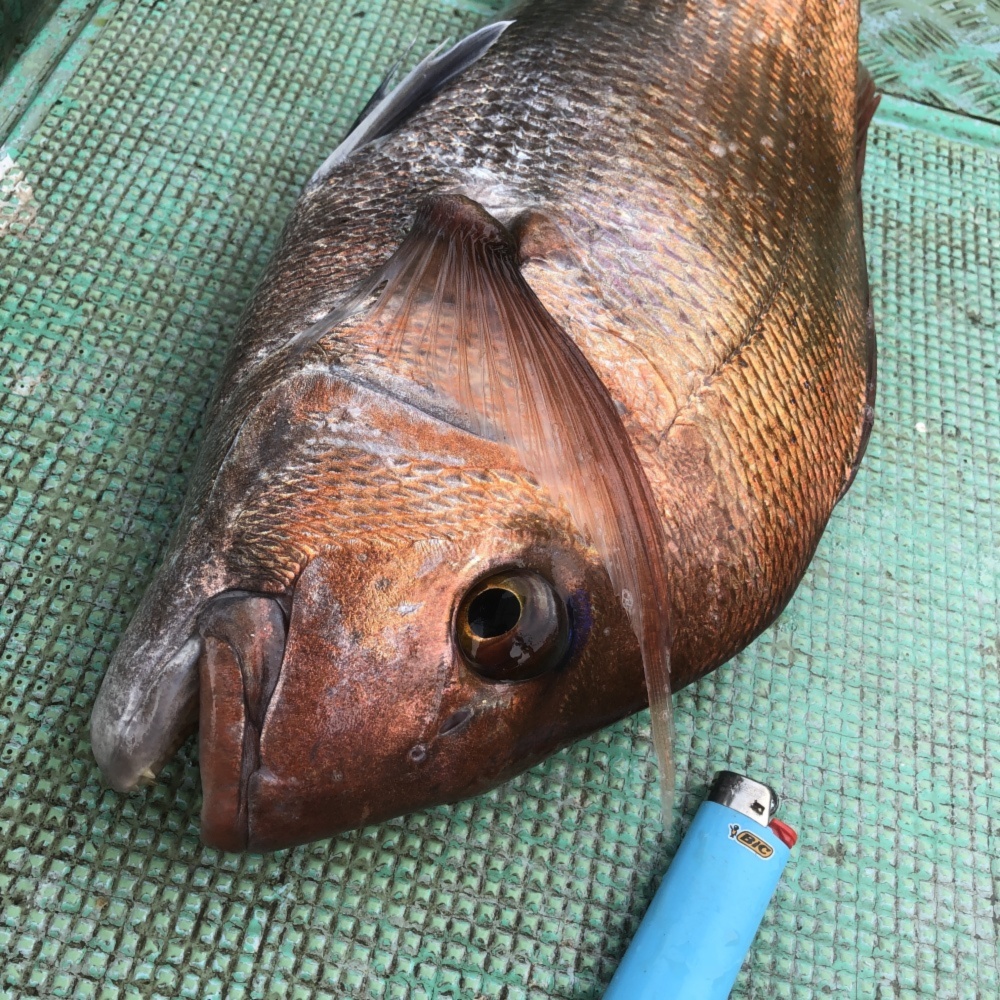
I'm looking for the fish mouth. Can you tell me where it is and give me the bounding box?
[197,592,288,852]
[91,636,203,793]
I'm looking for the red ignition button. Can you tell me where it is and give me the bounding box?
[769,818,798,848]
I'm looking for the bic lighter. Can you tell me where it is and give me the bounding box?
[604,771,798,1000]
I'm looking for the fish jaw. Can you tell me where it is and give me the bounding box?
[199,593,288,851]
[89,485,235,791]
[89,566,211,793]
[90,634,201,792]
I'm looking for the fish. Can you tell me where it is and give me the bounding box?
[90,0,877,852]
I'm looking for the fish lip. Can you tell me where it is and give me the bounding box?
[197,592,288,852]
[90,636,202,793]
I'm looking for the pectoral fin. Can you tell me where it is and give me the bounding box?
[294,194,677,817]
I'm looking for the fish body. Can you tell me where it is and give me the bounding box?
[91,0,875,851]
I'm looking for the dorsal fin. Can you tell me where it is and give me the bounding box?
[308,22,513,188]
[341,48,412,140]
[292,195,677,818]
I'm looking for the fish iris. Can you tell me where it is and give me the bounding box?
[456,571,570,682]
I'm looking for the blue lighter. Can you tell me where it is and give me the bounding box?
[604,771,798,1000]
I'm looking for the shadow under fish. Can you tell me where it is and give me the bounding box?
[90,0,878,852]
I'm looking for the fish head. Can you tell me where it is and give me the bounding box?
[91,363,644,851]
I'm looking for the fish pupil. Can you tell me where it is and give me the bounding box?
[467,588,521,638]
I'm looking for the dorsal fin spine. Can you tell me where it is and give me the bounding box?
[308,21,514,188]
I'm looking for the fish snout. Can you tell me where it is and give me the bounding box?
[90,635,202,793]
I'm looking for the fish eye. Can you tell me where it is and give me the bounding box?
[456,571,570,681]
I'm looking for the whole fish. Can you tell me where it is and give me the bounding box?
[90,0,876,851]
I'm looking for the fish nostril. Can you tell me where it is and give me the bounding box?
[439,706,475,736]
[408,744,428,763]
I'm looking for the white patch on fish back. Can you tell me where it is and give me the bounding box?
[316,398,468,469]
[415,538,449,577]
[452,165,535,224]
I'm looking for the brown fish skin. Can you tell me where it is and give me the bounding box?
[90,0,874,850]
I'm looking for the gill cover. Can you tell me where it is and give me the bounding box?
[293,194,677,814]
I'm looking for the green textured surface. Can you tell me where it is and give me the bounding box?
[1,1,999,997]
[859,0,1000,121]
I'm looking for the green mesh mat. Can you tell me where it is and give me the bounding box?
[1,1,999,997]
[859,0,1000,121]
